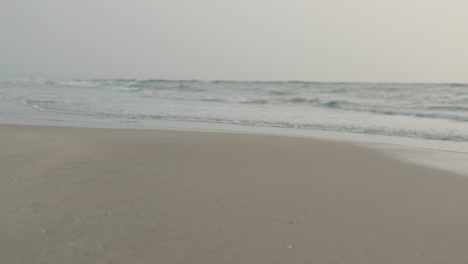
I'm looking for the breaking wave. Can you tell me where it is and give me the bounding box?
[2,77,468,142]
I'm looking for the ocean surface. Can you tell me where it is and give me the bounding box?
[2,77,468,141]
[2,77,468,175]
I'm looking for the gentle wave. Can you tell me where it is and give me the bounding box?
[427,105,468,112]
[15,98,468,142]
[3,77,468,142]
[17,93,468,123]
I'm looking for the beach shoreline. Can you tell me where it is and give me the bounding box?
[2,78,468,178]
[2,110,468,177]
[2,124,468,263]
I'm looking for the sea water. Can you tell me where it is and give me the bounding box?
[1,77,468,174]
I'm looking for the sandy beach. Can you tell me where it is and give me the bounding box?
[2,124,468,264]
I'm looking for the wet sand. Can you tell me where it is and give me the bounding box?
[1,124,468,263]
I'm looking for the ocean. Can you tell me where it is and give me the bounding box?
[1,77,468,174]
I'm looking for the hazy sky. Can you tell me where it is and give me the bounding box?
[1,0,467,82]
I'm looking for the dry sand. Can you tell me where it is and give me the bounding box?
[1,124,468,263]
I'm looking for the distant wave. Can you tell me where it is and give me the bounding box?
[52,80,141,92]
[5,77,468,86]
[426,105,468,112]
[268,90,294,96]
[446,83,468,87]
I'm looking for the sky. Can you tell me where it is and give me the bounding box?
[1,0,468,82]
